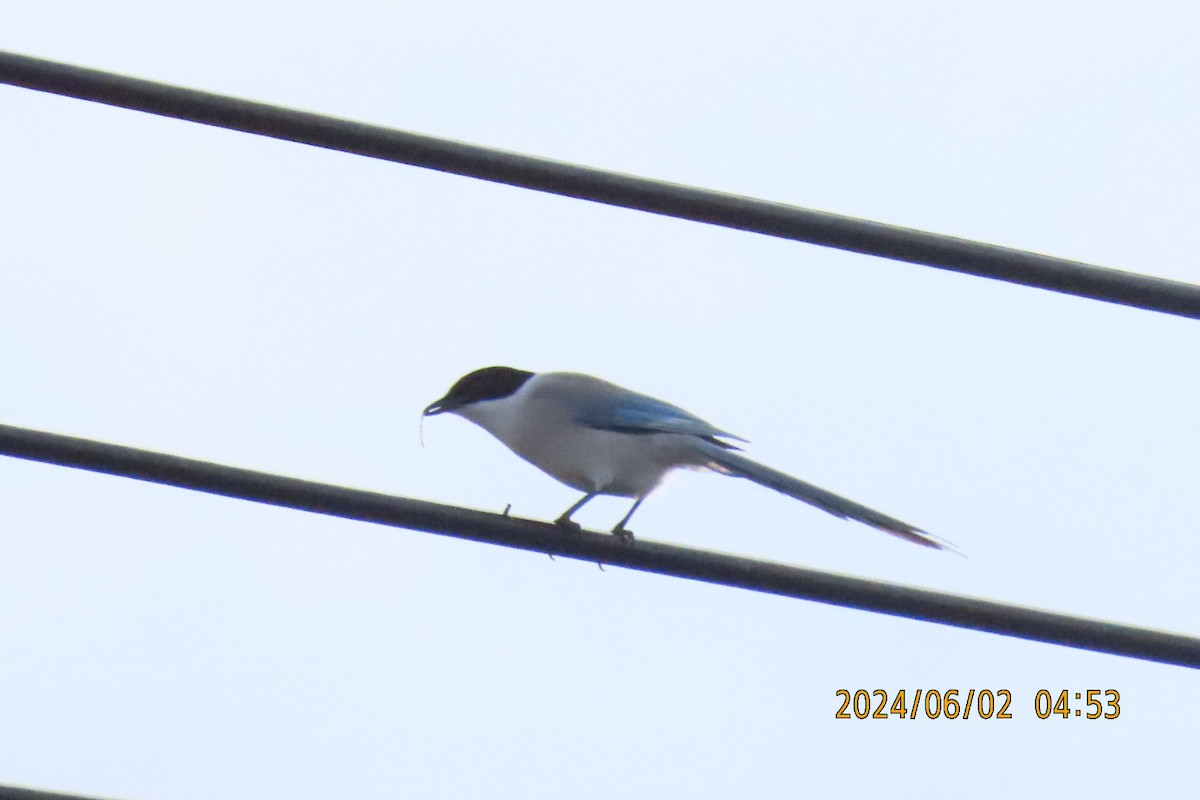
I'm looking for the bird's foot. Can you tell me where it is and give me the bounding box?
[554,515,582,532]
[611,526,635,543]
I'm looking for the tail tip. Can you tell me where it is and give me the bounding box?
[889,526,966,557]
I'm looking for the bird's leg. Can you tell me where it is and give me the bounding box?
[555,492,597,531]
[611,497,643,542]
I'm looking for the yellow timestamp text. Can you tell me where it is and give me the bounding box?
[834,689,1121,720]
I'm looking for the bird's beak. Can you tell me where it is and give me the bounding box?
[423,397,451,416]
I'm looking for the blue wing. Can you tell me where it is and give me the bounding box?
[571,382,747,447]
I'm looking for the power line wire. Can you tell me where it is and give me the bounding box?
[0,784,116,800]
[1,422,1197,669]
[1,50,1198,320]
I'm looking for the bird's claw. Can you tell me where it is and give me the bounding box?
[611,526,635,543]
[554,516,582,532]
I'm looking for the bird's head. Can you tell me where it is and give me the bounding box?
[423,366,535,417]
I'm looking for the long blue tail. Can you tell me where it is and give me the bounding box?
[704,447,954,552]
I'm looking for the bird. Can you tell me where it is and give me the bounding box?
[423,366,952,551]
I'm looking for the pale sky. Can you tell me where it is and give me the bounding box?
[2,3,1198,798]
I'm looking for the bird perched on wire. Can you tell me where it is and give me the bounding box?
[423,367,952,551]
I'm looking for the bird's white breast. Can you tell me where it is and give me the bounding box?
[455,373,706,497]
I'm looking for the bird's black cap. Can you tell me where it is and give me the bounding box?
[423,366,535,416]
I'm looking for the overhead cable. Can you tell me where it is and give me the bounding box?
[1,50,1198,319]
[1,422,1197,669]
[0,784,118,800]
